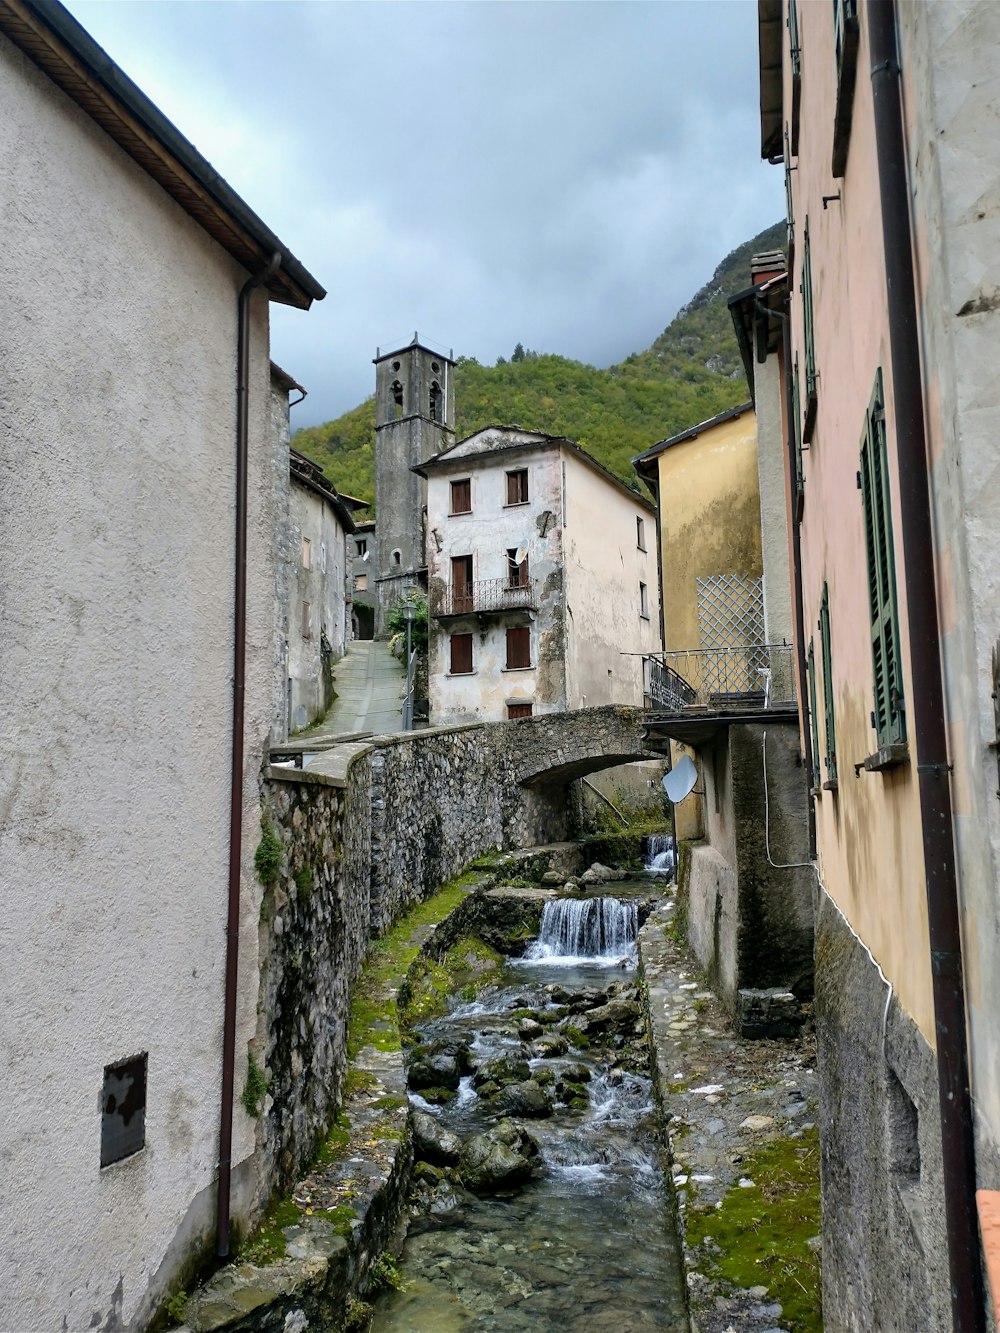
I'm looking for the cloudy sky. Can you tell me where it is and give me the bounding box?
[64,0,781,428]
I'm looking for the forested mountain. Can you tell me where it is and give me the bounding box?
[293,221,785,505]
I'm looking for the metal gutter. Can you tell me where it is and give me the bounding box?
[217,252,282,1260]
[868,2,984,1325]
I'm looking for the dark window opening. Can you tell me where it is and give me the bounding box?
[450,479,471,514]
[639,581,649,618]
[450,632,473,674]
[101,1054,147,1167]
[801,224,818,443]
[357,539,368,557]
[820,582,837,783]
[392,549,402,568]
[391,379,404,419]
[506,626,531,670]
[506,469,529,505]
[430,380,443,423]
[508,702,533,719]
[506,547,529,588]
[451,554,474,613]
[788,0,801,154]
[807,639,821,788]
[832,0,860,177]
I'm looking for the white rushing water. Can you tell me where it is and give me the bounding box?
[645,832,676,876]
[522,896,638,966]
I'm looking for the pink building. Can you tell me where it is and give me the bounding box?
[758,0,1000,1325]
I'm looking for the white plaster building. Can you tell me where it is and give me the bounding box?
[0,4,323,1329]
[416,427,660,724]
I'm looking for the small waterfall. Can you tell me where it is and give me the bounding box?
[526,897,638,962]
[644,833,676,876]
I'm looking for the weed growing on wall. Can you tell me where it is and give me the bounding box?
[254,822,283,886]
[242,1052,269,1118]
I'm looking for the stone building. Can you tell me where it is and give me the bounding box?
[372,336,456,635]
[0,4,323,1329]
[351,518,377,639]
[415,426,660,724]
[758,0,1000,1323]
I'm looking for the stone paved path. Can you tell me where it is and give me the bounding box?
[322,640,407,736]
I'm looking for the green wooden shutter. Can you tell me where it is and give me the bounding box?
[792,356,804,520]
[807,639,821,788]
[860,369,906,747]
[819,582,837,783]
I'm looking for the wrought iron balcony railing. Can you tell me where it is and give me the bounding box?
[432,578,537,618]
[646,644,796,714]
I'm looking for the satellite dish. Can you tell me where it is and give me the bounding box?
[663,755,699,803]
[514,547,528,565]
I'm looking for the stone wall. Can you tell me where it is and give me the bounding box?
[255,705,656,1194]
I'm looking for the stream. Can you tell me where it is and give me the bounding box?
[370,880,688,1332]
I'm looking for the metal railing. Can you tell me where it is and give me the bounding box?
[646,644,796,714]
[432,578,536,617]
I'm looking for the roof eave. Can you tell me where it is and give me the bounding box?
[1,0,326,309]
[758,0,784,161]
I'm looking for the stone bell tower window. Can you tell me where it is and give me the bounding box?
[391,379,404,418]
[429,380,442,422]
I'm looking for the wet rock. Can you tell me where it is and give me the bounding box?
[533,1034,568,1057]
[459,1119,539,1193]
[560,1061,592,1083]
[573,995,642,1038]
[412,1160,445,1187]
[417,1086,456,1105]
[531,1066,555,1086]
[427,1035,475,1073]
[472,1055,530,1089]
[411,1109,462,1166]
[497,1080,553,1117]
[518,1018,545,1041]
[408,1053,461,1091]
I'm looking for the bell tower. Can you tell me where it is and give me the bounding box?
[373,335,456,635]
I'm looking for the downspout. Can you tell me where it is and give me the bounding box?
[217,251,282,1259]
[770,297,816,856]
[867,4,984,1327]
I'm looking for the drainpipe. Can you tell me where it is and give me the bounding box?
[867,3,984,1327]
[217,251,282,1260]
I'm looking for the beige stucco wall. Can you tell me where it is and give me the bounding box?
[562,449,659,709]
[786,0,931,1042]
[0,34,273,1331]
[654,409,763,656]
[287,483,350,730]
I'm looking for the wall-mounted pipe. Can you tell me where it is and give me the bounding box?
[867,3,984,1327]
[217,250,282,1260]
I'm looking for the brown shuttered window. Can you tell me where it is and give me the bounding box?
[450,478,471,514]
[506,626,531,669]
[506,469,529,505]
[450,633,473,674]
[507,702,533,719]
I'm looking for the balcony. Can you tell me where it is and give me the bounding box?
[643,644,798,747]
[432,577,537,620]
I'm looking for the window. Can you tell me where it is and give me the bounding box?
[784,126,796,257]
[819,582,837,784]
[506,469,529,505]
[320,542,327,573]
[101,1054,147,1167]
[429,380,442,422]
[302,601,312,639]
[861,369,906,748]
[450,478,471,514]
[451,554,474,613]
[355,574,368,593]
[391,379,404,418]
[450,633,473,674]
[506,547,529,588]
[832,0,860,178]
[508,702,533,719]
[506,626,531,669]
[636,516,646,551]
[392,549,402,567]
[788,0,801,154]
[639,582,649,619]
[807,639,821,789]
[801,223,817,443]
[357,539,368,557]
[302,537,311,569]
